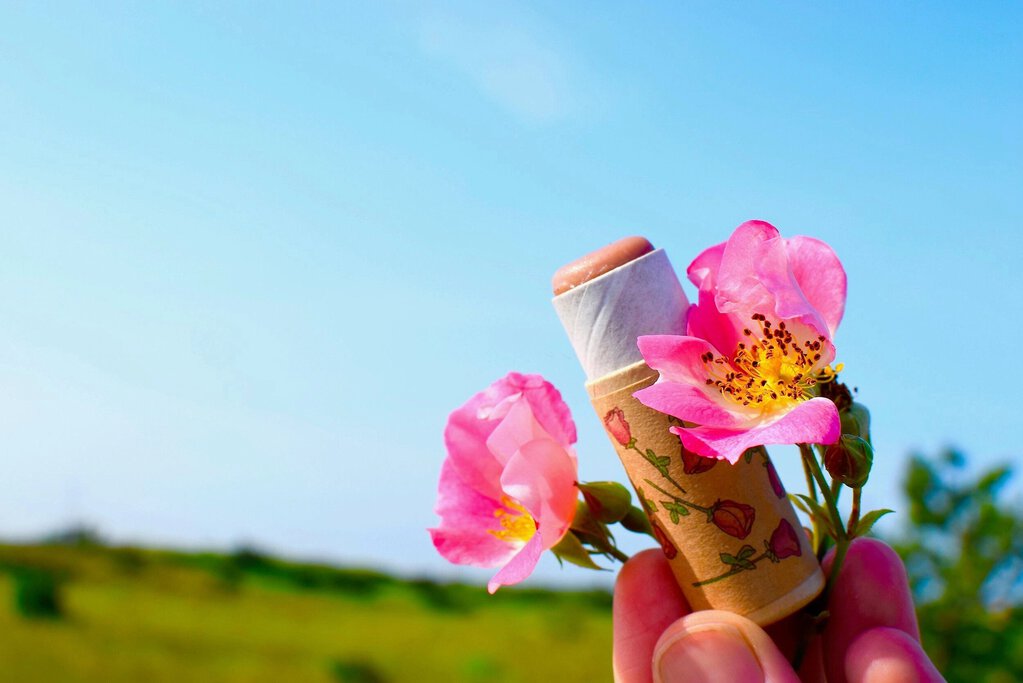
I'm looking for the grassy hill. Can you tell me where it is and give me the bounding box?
[0,540,612,682]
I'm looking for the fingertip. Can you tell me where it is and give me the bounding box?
[613,549,688,683]
[845,627,945,683]
[825,538,921,683]
[653,611,800,683]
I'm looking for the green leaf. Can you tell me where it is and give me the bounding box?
[738,559,756,570]
[551,532,604,570]
[663,502,689,525]
[620,506,654,537]
[788,493,812,516]
[720,553,739,566]
[743,448,756,464]
[795,494,837,538]
[737,544,756,560]
[854,509,894,537]
[579,481,633,524]
[636,488,657,514]
[645,449,671,477]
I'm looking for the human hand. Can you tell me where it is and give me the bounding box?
[613,537,944,682]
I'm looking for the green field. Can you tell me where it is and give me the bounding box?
[0,542,612,682]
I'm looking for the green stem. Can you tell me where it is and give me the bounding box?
[801,452,822,552]
[607,546,630,563]
[692,552,769,587]
[643,479,712,516]
[847,486,862,537]
[629,444,690,495]
[799,444,846,542]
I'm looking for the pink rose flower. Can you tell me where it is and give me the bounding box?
[634,221,845,463]
[429,373,578,593]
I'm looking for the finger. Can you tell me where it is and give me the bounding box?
[653,610,802,683]
[613,549,690,683]
[845,627,945,683]
[824,538,921,683]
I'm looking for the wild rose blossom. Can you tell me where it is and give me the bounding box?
[430,373,578,593]
[634,221,846,463]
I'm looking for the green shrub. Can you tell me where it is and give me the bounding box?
[12,568,64,619]
[329,658,386,683]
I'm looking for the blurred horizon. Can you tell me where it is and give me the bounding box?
[1,1,1021,590]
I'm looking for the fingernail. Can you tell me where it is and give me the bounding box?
[654,624,763,683]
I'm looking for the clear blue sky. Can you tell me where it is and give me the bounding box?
[1,2,1020,587]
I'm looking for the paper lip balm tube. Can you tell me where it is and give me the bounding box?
[552,237,824,626]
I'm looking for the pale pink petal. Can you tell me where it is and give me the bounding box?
[673,397,841,463]
[487,532,544,593]
[634,381,745,428]
[684,290,745,355]
[444,408,504,501]
[509,372,577,448]
[485,398,551,467]
[500,439,577,548]
[713,220,780,315]
[753,236,832,338]
[637,335,721,385]
[429,459,517,567]
[785,236,847,336]
[687,241,725,291]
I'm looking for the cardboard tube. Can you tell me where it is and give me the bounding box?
[553,240,823,626]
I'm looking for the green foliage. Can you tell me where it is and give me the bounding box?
[890,449,1023,683]
[329,658,387,683]
[12,568,64,619]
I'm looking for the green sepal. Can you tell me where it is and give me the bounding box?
[578,481,633,524]
[620,506,654,537]
[551,531,604,570]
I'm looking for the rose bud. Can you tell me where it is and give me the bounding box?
[710,500,755,539]
[603,407,632,446]
[765,459,785,498]
[824,434,874,488]
[768,519,802,560]
[840,402,871,442]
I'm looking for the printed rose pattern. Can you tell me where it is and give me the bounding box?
[710,500,756,539]
[768,519,802,560]
[603,407,633,446]
[600,404,804,585]
[694,518,807,587]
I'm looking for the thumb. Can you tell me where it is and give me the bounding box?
[652,611,801,683]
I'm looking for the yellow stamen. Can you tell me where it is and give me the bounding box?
[488,496,537,544]
[700,314,843,412]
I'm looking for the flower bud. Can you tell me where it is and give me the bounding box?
[840,402,871,442]
[824,435,874,488]
[710,500,755,539]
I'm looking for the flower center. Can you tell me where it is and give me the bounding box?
[488,496,538,544]
[701,313,841,411]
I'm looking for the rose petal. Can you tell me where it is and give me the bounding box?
[673,397,841,463]
[785,236,847,337]
[500,438,577,548]
[487,532,545,593]
[429,459,518,567]
[687,241,725,291]
[634,381,744,428]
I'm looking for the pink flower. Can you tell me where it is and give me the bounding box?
[429,373,579,593]
[634,221,845,463]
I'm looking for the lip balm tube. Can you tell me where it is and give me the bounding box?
[552,237,824,625]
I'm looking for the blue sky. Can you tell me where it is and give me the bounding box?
[1,2,1020,587]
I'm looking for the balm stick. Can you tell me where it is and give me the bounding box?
[552,238,823,625]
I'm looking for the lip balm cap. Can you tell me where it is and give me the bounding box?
[551,236,654,295]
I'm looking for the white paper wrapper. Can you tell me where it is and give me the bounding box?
[551,249,688,380]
